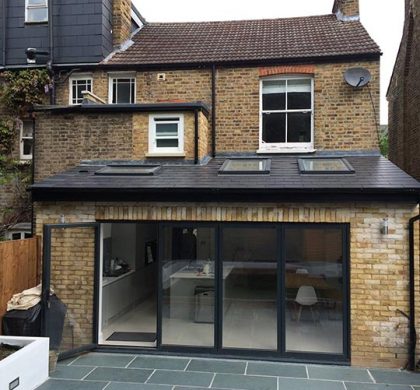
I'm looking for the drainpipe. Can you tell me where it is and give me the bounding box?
[211,64,217,158]
[408,211,420,371]
[48,0,56,105]
[2,0,7,66]
[30,114,36,237]
[194,109,199,165]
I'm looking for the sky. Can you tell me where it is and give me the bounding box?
[132,0,405,124]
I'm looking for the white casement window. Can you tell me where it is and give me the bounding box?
[25,0,48,23]
[148,114,184,154]
[108,73,136,104]
[259,76,314,153]
[6,231,31,241]
[20,120,33,160]
[69,74,93,105]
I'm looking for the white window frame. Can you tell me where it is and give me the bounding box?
[25,0,48,23]
[69,74,93,105]
[108,72,136,104]
[20,120,33,160]
[258,75,315,153]
[6,231,31,240]
[148,113,184,155]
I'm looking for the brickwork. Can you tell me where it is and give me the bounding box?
[388,0,420,180]
[333,0,360,17]
[34,201,418,368]
[113,0,132,47]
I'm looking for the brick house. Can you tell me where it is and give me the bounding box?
[27,0,420,368]
[387,0,420,181]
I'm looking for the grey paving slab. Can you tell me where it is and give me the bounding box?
[36,379,107,390]
[58,356,80,366]
[212,373,277,390]
[345,382,413,390]
[187,358,246,374]
[50,365,95,380]
[72,353,135,367]
[147,370,214,387]
[247,361,307,378]
[106,383,172,390]
[174,388,226,390]
[129,355,190,370]
[85,367,153,383]
[369,369,420,385]
[278,377,345,390]
[308,365,373,382]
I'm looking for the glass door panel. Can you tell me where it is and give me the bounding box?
[161,226,216,347]
[284,226,344,354]
[221,226,277,350]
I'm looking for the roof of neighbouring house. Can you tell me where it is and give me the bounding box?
[31,155,420,203]
[103,14,381,66]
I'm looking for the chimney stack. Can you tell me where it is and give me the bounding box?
[332,0,360,21]
[113,0,132,47]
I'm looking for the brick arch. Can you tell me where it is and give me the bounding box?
[258,65,315,77]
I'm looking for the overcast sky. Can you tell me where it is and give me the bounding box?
[133,0,405,124]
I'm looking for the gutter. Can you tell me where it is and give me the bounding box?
[408,212,420,371]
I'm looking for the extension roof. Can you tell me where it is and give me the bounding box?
[104,14,381,67]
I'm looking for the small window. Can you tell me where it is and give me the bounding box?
[95,165,161,176]
[25,0,48,23]
[20,120,33,160]
[109,73,136,104]
[69,75,93,105]
[219,158,271,175]
[298,158,355,174]
[149,114,184,154]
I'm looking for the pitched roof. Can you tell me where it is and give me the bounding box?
[104,14,380,66]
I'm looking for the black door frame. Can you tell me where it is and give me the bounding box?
[42,222,101,360]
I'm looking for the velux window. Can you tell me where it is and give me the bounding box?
[260,76,314,153]
[25,0,48,23]
[109,73,136,104]
[149,114,184,154]
[69,75,93,105]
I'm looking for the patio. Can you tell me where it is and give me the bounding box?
[36,352,420,390]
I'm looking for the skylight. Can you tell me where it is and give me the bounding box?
[95,165,161,176]
[298,158,355,174]
[219,159,271,175]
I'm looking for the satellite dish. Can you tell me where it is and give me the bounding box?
[344,67,372,88]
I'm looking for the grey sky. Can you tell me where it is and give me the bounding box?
[133,0,405,124]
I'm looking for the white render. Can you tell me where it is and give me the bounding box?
[0,336,49,390]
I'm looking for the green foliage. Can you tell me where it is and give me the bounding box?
[379,132,388,158]
[1,69,49,114]
[0,118,15,155]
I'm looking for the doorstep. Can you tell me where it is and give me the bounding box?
[36,352,420,390]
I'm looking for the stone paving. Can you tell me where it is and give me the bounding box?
[36,352,420,390]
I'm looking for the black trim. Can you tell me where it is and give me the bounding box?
[194,109,199,164]
[211,65,217,158]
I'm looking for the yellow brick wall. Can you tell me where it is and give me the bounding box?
[34,201,418,368]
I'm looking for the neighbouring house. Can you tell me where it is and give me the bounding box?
[0,0,144,238]
[27,0,420,369]
[387,0,420,181]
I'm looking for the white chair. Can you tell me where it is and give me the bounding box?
[295,285,318,322]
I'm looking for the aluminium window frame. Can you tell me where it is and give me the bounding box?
[108,72,137,104]
[148,113,185,155]
[69,74,93,105]
[25,0,48,23]
[259,75,315,154]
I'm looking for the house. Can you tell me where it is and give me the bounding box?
[387,0,420,181]
[0,0,144,237]
[28,0,420,369]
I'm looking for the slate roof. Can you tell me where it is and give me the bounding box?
[31,156,420,202]
[104,15,381,66]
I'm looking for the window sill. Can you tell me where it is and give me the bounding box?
[24,21,48,25]
[257,148,316,154]
[145,152,186,158]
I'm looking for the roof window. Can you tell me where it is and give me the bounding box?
[219,159,271,175]
[95,165,161,176]
[298,158,355,174]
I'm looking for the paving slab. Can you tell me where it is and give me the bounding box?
[345,382,413,390]
[106,383,172,390]
[187,358,246,374]
[72,353,136,368]
[85,367,153,383]
[129,355,190,370]
[212,373,277,390]
[36,379,107,390]
[369,369,420,386]
[147,369,214,387]
[308,365,373,382]
[247,361,307,378]
[50,365,95,380]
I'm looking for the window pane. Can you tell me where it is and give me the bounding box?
[262,113,286,143]
[22,121,33,138]
[156,139,178,148]
[27,8,48,22]
[156,123,178,137]
[28,0,47,5]
[113,79,134,104]
[288,79,312,109]
[262,80,286,110]
[222,227,277,350]
[23,139,33,156]
[287,112,311,143]
[285,226,344,354]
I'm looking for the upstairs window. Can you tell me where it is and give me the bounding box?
[109,73,136,104]
[69,74,93,105]
[20,120,33,160]
[25,0,48,23]
[260,76,314,153]
[149,114,184,155]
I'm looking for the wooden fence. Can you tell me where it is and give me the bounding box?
[0,237,41,331]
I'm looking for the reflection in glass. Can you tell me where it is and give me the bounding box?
[162,227,215,347]
[262,113,286,143]
[222,227,277,350]
[285,227,344,354]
